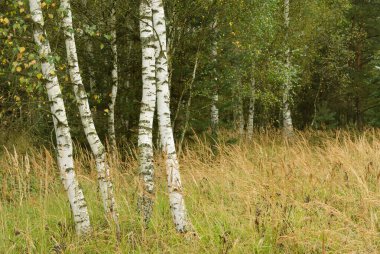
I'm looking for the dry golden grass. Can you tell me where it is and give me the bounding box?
[1,130,380,253]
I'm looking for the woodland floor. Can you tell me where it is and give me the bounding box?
[1,130,380,253]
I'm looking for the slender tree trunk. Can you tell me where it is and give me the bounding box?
[239,111,244,136]
[247,76,255,139]
[86,42,96,93]
[283,0,294,137]
[29,0,91,235]
[167,28,176,90]
[82,0,95,95]
[108,1,118,148]
[81,0,96,94]
[311,80,322,128]
[178,49,200,156]
[124,43,133,133]
[122,85,130,133]
[60,0,119,232]
[236,79,245,136]
[152,0,191,233]
[138,0,156,226]
[211,31,219,138]
[167,7,180,90]
[211,93,219,135]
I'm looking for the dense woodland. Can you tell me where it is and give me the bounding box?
[1,0,379,138]
[1,0,380,253]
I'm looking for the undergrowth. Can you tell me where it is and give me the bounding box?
[1,130,380,253]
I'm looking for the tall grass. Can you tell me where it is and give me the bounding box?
[1,130,380,253]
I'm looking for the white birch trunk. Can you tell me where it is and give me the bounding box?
[152,0,191,232]
[211,93,219,135]
[138,0,156,225]
[108,1,118,148]
[211,36,219,137]
[29,0,91,235]
[283,0,294,137]
[60,0,119,231]
[247,76,255,139]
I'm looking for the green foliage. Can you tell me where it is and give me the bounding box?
[0,0,379,138]
[314,102,338,129]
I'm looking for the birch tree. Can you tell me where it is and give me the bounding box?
[283,0,294,137]
[211,31,219,138]
[152,0,191,232]
[247,76,256,139]
[108,0,118,148]
[138,0,156,226]
[60,0,119,231]
[29,0,91,235]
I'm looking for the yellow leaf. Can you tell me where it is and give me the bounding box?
[104,109,109,113]
[14,95,20,102]
[3,17,9,25]
[41,2,47,8]
[19,47,26,53]
[20,8,25,13]
[48,14,54,19]
[16,66,22,72]
[37,73,43,79]
[49,70,55,75]
[18,1,23,6]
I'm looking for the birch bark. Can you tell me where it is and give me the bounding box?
[283,0,294,137]
[108,1,118,148]
[247,76,255,139]
[138,0,156,225]
[152,0,191,232]
[211,36,219,137]
[60,0,119,230]
[29,0,91,235]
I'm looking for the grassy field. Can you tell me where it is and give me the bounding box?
[1,130,380,253]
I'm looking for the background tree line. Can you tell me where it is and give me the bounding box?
[1,0,379,142]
